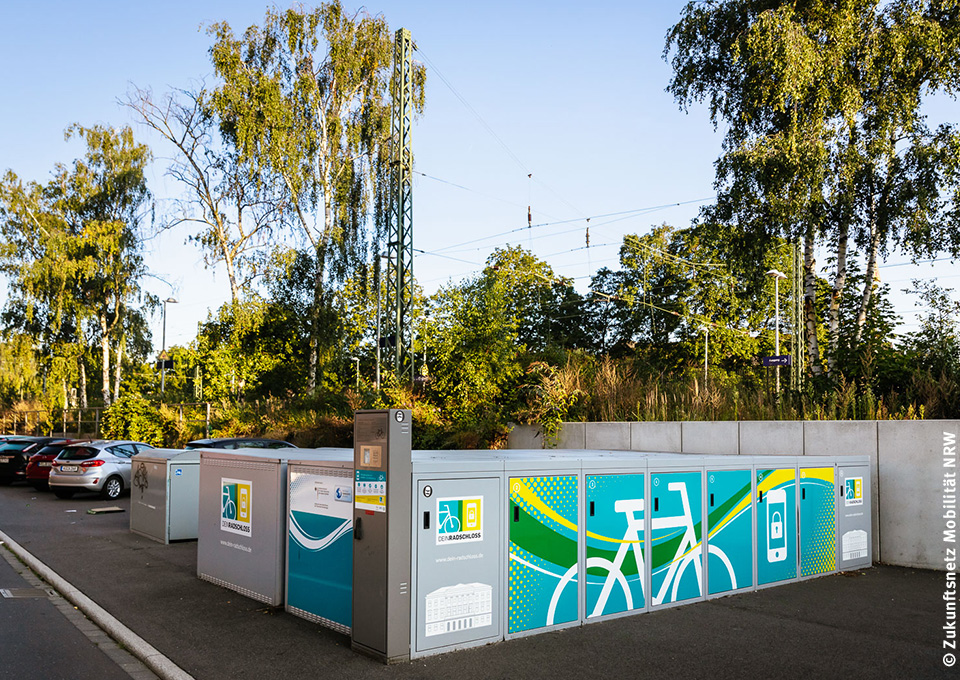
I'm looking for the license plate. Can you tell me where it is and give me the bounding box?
[60,465,78,472]
[0,456,11,462]
[38,462,51,467]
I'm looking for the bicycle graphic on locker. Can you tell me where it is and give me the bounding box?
[546,481,738,623]
[437,503,461,534]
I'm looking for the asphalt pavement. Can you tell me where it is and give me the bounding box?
[0,484,953,680]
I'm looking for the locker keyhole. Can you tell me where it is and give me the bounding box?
[423,511,430,530]
[589,501,595,517]
[513,505,520,522]
[654,497,659,512]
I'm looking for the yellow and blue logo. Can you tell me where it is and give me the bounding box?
[845,477,863,506]
[221,478,252,536]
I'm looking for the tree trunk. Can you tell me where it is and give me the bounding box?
[803,228,822,376]
[100,315,111,406]
[114,338,124,403]
[855,187,882,345]
[826,218,849,378]
[79,360,88,409]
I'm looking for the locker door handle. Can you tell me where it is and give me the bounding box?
[758,490,763,503]
[654,497,659,512]
[423,511,430,530]
[802,488,806,500]
[589,501,595,517]
[513,506,520,522]
[710,493,714,507]
[354,517,363,540]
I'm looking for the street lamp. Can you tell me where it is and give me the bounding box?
[766,269,787,393]
[161,297,178,396]
[350,356,360,390]
[703,325,709,393]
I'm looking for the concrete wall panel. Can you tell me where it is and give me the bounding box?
[878,420,959,570]
[585,422,631,450]
[507,425,543,450]
[556,422,586,450]
[739,421,803,456]
[630,422,682,453]
[681,421,739,455]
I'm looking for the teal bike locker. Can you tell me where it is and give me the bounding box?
[649,461,704,608]
[583,468,647,621]
[705,467,754,596]
[505,459,581,638]
[756,465,798,587]
[799,464,837,579]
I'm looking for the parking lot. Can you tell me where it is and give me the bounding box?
[0,482,953,680]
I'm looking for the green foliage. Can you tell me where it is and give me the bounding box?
[101,394,164,446]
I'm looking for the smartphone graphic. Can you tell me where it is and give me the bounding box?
[766,488,787,563]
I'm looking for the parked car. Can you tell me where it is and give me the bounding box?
[0,437,66,485]
[184,438,297,450]
[49,441,155,500]
[25,440,87,490]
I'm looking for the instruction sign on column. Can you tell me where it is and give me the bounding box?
[355,469,386,513]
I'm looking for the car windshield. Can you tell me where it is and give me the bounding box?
[58,446,99,461]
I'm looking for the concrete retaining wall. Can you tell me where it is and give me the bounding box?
[507,419,959,571]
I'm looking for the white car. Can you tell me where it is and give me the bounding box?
[49,440,155,500]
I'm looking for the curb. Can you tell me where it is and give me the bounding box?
[0,529,194,680]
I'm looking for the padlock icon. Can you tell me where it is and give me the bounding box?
[771,511,783,539]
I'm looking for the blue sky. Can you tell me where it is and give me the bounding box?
[0,1,956,350]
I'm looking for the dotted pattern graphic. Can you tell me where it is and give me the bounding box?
[508,476,578,633]
[801,471,837,576]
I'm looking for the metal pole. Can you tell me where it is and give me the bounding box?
[704,326,709,392]
[775,275,781,394]
[161,299,168,395]
[376,267,382,390]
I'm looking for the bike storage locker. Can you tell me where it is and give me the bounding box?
[505,457,581,638]
[583,458,647,622]
[704,461,754,597]
[649,458,705,608]
[756,459,799,587]
[837,458,872,570]
[196,448,351,606]
[285,457,355,633]
[184,417,872,664]
[410,458,503,659]
[799,463,838,578]
[129,448,201,544]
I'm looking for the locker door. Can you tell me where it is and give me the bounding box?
[508,475,579,634]
[799,466,837,577]
[706,469,753,595]
[415,477,501,654]
[837,465,871,570]
[756,468,797,585]
[650,471,703,606]
[585,473,645,619]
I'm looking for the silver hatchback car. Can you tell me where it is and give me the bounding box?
[49,440,155,500]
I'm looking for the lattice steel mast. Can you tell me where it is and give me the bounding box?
[386,27,414,384]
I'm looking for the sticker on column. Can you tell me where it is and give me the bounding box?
[436,497,483,545]
[424,583,492,637]
[355,470,386,512]
[841,530,868,562]
[844,478,863,506]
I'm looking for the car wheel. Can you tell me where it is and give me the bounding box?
[101,476,123,500]
[53,488,75,499]
[0,477,12,486]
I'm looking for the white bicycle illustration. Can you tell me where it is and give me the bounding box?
[222,488,237,519]
[438,503,461,534]
[545,481,737,623]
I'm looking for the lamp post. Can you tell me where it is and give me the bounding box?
[703,325,709,393]
[766,270,787,393]
[161,297,178,396]
[350,356,360,390]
